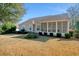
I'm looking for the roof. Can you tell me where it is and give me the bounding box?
[29,13,69,21]
[19,13,70,25]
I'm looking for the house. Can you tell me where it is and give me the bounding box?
[18,13,71,36]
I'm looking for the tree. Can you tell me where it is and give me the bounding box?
[67,4,79,38]
[0,3,25,23]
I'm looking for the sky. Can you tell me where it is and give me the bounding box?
[18,3,73,24]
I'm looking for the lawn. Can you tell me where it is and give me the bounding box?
[0,34,79,56]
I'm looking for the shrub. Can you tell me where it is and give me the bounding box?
[75,33,79,38]
[16,28,27,34]
[5,26,16,33]
[65,33,71,39]
[75,30,79,33]
[39,32,42,35]
[24,32,38,39]
[16,31,28,34]
[0,26,4,34]
[50,33,53,36]
[44,32,47,36]
[69,31,73,37]
[3,23,16,33]
[56,33,61,37]
[20,28,26,32]
[75,30,79,38]
[10,26,16,32]
[0,22,16,34]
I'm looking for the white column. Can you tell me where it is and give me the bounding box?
[40,22,41,32]
[35,23,37,33]
[67,21,69,33]
[56,21,58,33]
[62,22,63,33]
[47,22,48,33]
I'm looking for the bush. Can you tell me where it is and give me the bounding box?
[16,28,27,34]
[50,33,53,36]
[0,26,4,34]
[75,30,79,38]
[75,30,79,33]
[39,32,42,35]
[75,33,79,38]
[56,33,61,37]
[16,31,28,34]
[0,22,16,34]
[24,32,38,39]
[5,26,16,33]
[44,32,47,36]
[69,31,73,37]
[65,33,71,39]
[20,28,26,32]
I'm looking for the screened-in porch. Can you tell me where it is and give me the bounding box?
[37,21,69,34]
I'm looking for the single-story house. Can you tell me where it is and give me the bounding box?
[18,13,71,36]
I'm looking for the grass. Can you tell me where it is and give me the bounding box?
[0,34,79,56]
[12,34,49,42]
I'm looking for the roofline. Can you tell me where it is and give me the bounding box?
[19,13,68,25]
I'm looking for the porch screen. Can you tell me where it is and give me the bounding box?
[48,22,56,32]
[57,22,62,33]
[41,23,47,32]
[62,22,67,33]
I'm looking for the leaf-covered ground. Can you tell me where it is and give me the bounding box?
[0,34,79,56]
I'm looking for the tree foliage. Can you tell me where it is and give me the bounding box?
[0,3,25,23]
[67,4,79,30]
[67,4,79,38]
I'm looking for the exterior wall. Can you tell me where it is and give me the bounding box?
[19,21,32,32]
[18,19,69,37]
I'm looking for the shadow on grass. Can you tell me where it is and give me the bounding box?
[3,34,79,42]
[11,34,50,42]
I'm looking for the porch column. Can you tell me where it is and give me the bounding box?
[40,22,41,32]
[35,23,37,32]
[67,21,69,33]
[47,22,48,33]
[56,21,58,33]
[61,22,63,33]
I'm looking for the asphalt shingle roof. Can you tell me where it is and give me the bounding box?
[19,13,70,25]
